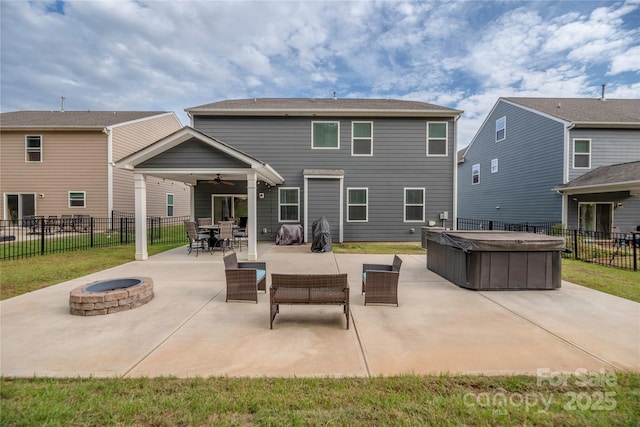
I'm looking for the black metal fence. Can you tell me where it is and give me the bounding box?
[0,214,190,261]
[457,218,639,272]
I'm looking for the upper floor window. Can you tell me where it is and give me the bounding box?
[404,188,425,222]
[278,187,300,222]
[427,122,447,156]
[496,117,506,142]
[491,158,498,173]
[69,191,86,208]
[472,164,480,185]
[573,139,591,168]
[26,135,42,162]
[347,188,368,222]
[166,193,174,217]
[352,122,372,156]
[312,121,339,149]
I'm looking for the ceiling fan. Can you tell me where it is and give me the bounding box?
[209,174,234,186]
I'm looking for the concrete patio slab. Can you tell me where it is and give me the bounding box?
[1,243,638,378]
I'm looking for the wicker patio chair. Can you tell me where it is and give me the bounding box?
[184,221,209,256]
[362,255,402,306]
[223,252,266,303]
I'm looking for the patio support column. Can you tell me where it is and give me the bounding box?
[134,173,148,260]
[247,172,258,260]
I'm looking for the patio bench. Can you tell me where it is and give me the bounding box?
[270,273,349,329]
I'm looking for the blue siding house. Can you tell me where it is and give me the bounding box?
[117,98,462,260]
[458,97,640,233]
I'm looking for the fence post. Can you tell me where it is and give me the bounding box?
[40,217,45,255]
[489,221,493,230]
[573,229,579,260]
[90,217,94,247]
[633,233,637,272]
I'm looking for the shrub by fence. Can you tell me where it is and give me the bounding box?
[457,218,638,272]
[0,215,189,261]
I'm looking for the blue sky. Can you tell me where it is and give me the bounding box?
[1,1,639,147]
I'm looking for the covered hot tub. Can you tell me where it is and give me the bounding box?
[422,229,565,290]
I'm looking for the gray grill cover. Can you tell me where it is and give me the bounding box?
[311,217,332,253]
[424,230,566,252]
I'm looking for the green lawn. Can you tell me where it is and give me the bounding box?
[2,373,638,426]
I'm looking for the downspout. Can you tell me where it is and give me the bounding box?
[103,127,114,218]
[452,114,460,230]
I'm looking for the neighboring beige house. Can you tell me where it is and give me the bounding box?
[0,110,190,221]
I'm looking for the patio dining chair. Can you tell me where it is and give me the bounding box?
[362,255,402,306]
[184,221,210,256]
[212,220,234,255]
[223,252,266,303]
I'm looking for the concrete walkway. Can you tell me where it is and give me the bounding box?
[1,244,638,378]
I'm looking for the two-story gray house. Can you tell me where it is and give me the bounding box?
[458,97,640,234]
[117,98,463,260]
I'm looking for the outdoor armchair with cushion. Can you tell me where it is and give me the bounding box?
[362,255,402,306]
[223,252,266,303]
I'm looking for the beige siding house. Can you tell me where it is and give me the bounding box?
[0,111,190,221]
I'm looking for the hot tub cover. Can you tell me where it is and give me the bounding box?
[424,230,566,252]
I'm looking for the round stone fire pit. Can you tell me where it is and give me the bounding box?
[69,277,154,316]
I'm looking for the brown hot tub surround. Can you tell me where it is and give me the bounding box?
[69,277,154,316]
[422,229,566,290]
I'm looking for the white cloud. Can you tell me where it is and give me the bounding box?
[609,46,640,74]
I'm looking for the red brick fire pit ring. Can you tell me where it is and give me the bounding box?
[69,277,154,316]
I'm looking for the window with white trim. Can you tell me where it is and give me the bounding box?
[312,121,339,149]
[347,188,368,222]
[472,164,480,185]
[404,188,425,222]
[278,187,300,222]
[69,191,86,208]
[166,193,174,217]
[491,158,498,173]
[573,139,591,168]
[26,135,42,162]
[427,122,447,156]
[496,116,506,142]
[351,121,372,156]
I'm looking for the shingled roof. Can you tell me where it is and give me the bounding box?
[554,161,640,191]
[503,98,640,125]
[186,98,462,117]
[0,111,170,129]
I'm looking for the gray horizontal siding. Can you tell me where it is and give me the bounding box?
[458,100,564,223]
[308,179,341,241]
[568,129,640,181]
[194,116,455,241]
[139,138,249,169]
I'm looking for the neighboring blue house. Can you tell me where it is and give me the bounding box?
[457,97,640,234]
[118,98,463,260]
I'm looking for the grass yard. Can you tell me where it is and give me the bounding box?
[2,373,639,426]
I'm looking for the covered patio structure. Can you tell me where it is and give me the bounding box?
[116,127,284,260]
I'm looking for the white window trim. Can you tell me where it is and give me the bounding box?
[68,191,86,208]
[346,187,368,222]
[404,187,425,223]
[472,164,480,185]
[25,135,43,162]
[496,116,506,142]
[311,121,340,149]
[351,121,373,156]
[573,138,591,169]
[166,193,174,217]
[491,158,498,173]
[426,122,448,157]
[278,187,300,222]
